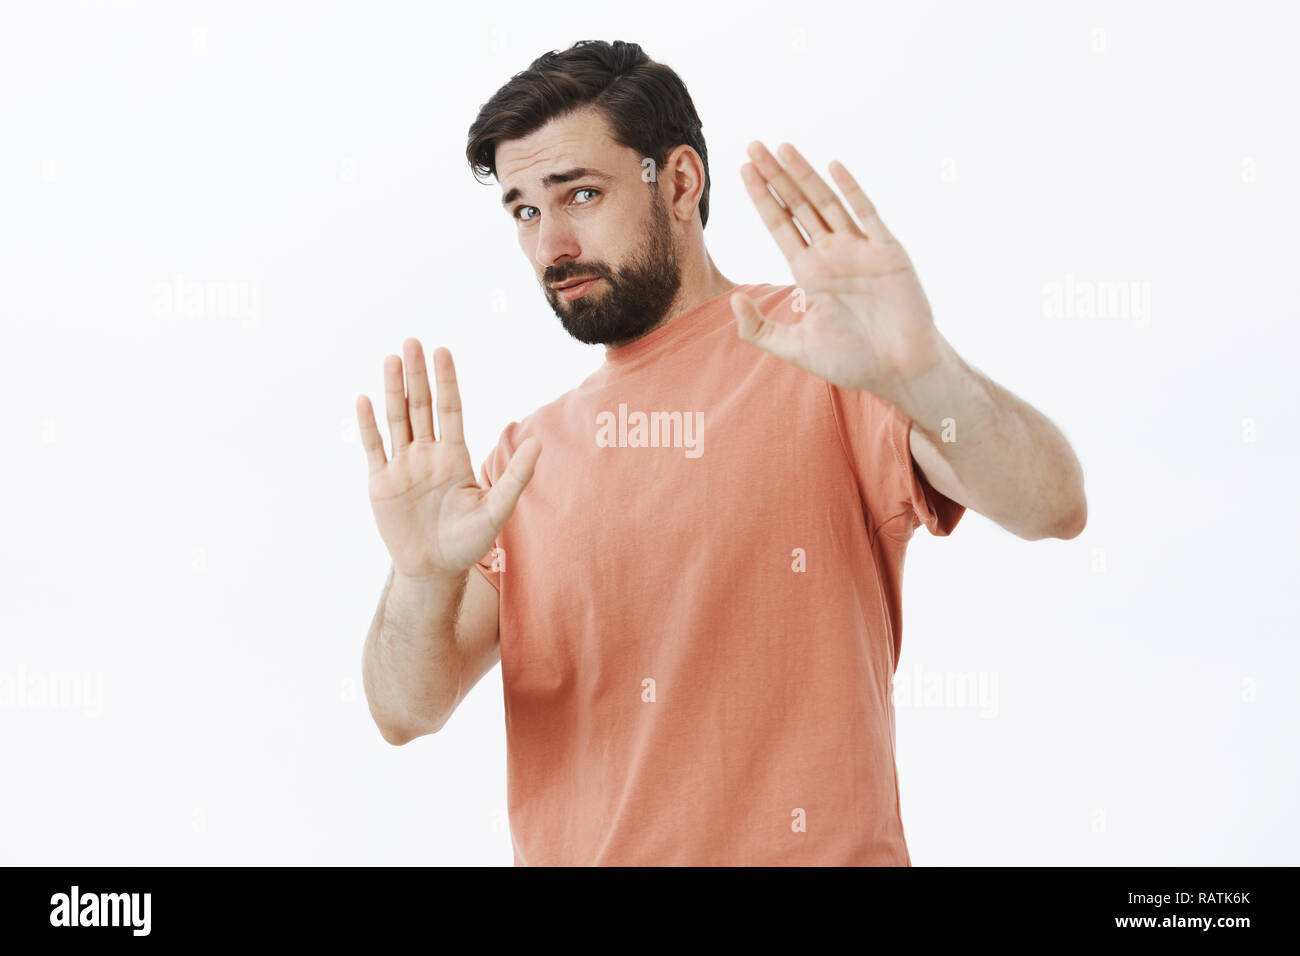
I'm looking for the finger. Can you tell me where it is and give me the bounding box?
[402,338,434,442]
[741,162,807,262]
[383,354,412,454]
[775,142,862,236]
[731,291,807,367]
[482,437,542,532]
[432,346,465,446]
[746,140,832,242]
[355,394,387,473]
[828,159,895,244]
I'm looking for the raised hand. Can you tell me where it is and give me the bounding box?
[355,339,540,580]
[731,141,945,401]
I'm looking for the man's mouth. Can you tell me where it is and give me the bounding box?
[554,277,601,301]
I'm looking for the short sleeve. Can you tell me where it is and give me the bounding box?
[826,381,965,541]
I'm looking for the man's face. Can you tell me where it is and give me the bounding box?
[496,108,683,347]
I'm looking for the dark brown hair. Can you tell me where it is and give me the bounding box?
[466,40,713,228]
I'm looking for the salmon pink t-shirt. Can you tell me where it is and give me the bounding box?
[473,282,965,865]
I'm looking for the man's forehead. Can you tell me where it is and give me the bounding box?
[497,115,624,195]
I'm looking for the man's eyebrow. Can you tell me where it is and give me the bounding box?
[501,168,615,208]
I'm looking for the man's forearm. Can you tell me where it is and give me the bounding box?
[362,566,468,744]
[885,330,1086,539]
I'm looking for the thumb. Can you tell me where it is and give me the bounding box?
[483,436,542,531]
[731,291,802,364]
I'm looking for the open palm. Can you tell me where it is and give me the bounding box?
[732,141,943,394]
[355,340,540,579]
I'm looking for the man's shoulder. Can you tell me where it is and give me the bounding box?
[744,282,800,317]
[480,374,590,456]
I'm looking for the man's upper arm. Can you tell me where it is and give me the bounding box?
[445,566,500,725]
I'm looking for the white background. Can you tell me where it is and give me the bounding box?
[1,0,1296,865]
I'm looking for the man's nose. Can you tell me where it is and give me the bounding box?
[534,219,581,269]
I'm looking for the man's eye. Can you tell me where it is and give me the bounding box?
[514,188,600,222]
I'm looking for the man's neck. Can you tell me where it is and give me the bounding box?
[606,261,736,350]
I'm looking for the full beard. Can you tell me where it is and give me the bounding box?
[545,188,683,347]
